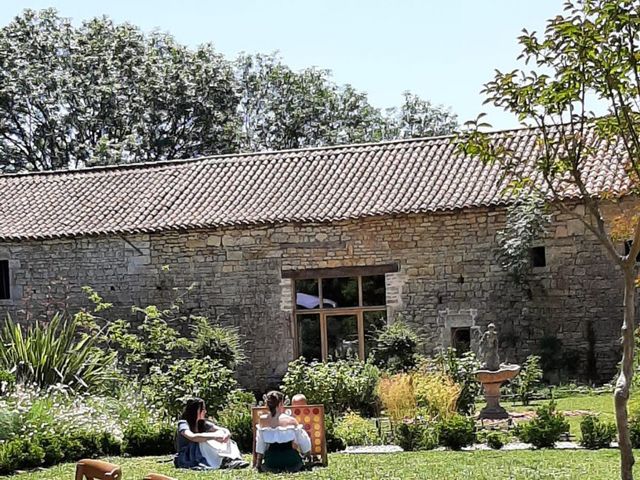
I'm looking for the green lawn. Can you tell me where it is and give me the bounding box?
[488,392,616,441]
[5,451,638,480]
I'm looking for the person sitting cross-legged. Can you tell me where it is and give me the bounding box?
[175,397,248,470]
[254,391,312,473]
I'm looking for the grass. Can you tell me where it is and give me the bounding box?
[3,392,626,479]
[477,392,616,441]
[6,451,640,480]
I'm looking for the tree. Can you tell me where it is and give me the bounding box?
[0,9,239,172]
[235,53,379,151]
[380,91,458,140]
[0,10,458,172]
[235,53,458,151]
[460,1,640,478]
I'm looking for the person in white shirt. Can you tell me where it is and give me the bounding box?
[254,391,311,473]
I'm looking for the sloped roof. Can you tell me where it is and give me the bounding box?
[0,126,631,240]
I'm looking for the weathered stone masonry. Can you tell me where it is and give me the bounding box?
[0,203,627,390]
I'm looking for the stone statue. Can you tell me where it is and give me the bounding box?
[478,323,500,371]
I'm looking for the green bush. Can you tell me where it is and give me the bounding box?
[515,402,569,448]
[511,355,543,406]
[0,429,121,474]
[188,317,246,370]
[0,314,117,390]
[216,389,255,453]
[0,370,15,395]
[481,430,507,450]
[123,419,175,456]
[334,411,380,446]
[35,430,121,465]
[324,415,346,452]
[147,356,238,416]
[371,320,421,373]
[436,413,475,450]
[0,437,45,474]
[630,416,640,448]
[282,358,380,416]
[0,409,20,441]
[580,415,616,449]
[393,418,438,451]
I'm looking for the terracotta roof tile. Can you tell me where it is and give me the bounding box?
[0,126,630,240]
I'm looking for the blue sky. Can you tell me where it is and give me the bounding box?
[1,0,562,130]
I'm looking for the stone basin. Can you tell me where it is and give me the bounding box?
[474,364,521,420]
[475,364,521,384]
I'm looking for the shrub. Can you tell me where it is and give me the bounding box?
[377,374,416,421]
[188,317,246,370]
[0,314,117,390]
[432,349,481,415]
[334,411,380,446]
[371,320,421,373]
[412,370,460,419]
[0,370,15,395]
[393,418,438,451]
[480,430,507,450]
[123,419,175,456]
[436,413,475,450]
[216,389,255,453]
[324,414,345,452]
[32,432,66,466]
[515,402,569,448]
[630,415,640,448]
[0,438,45,474]
[511,355,543,406]
[35,430,121,465]
[147,356,238,416]
[282,358,380,416]
[580,415,616,449]
[0,409,20,441]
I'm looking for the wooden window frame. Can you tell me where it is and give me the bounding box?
[291,269,392,362]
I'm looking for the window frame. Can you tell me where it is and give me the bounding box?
[291,269,392,362]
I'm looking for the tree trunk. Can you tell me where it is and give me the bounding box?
[616,268,636,480]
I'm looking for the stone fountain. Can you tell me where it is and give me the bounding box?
[474,323,520,420]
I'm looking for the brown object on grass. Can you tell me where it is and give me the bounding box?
[75,459,122,480]
[143,474,178,480]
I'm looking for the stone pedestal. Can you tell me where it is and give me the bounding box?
[478,381,509,419]
[475,365,520,420]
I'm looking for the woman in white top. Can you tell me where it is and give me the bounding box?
[254,391,311,473]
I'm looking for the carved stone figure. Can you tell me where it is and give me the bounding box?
[478,323,500,371]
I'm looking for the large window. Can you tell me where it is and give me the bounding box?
[293,273,387,362]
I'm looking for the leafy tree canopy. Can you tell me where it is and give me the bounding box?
[458,1,640,478]
[0,9,457,172]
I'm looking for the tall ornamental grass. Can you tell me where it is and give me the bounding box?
[0,314,117,390]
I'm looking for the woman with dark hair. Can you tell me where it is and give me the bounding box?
[254,391,311,473]
[174,398,248,470]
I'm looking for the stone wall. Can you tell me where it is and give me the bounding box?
[0,201,631,389]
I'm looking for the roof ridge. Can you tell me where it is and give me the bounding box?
[0,124,541,179]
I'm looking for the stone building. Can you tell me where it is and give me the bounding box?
[0,127,632,389]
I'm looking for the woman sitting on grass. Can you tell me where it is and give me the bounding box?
[254,391,311,473]
[175,397,248,470]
